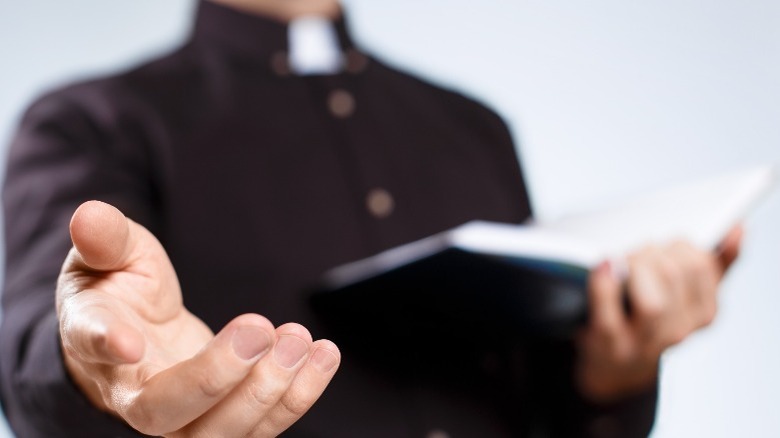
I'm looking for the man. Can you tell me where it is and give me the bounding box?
[0,0,740,436]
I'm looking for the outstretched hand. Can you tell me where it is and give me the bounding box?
[575,226,743,401]
[56,201,340,437]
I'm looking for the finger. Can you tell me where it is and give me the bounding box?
[59,289,145,365]
[672,243,720,329]
[251,339,341,437]
[65,200,182,320]
[653,242,696,345]
[626,247,669,344]
[68,200,174,279]
[174,323,314,438]
[587,260,627,335]
[716,224,744,274]
[657,242,690,304]
[120,314,275,436]
[669,241,701,302]
[69,200,133,271]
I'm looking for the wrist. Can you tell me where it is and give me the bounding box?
[575,358,659,403]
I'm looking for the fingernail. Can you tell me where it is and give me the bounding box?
[232,326,271,361]
[610,257,629,281]
[274,335,308,368]
[598,258,628,281]
[311,348,339,373]
[593,261,614,282]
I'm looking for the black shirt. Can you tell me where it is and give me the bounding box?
[0,2,656,436]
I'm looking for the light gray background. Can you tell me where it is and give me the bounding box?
[1,1,779,436]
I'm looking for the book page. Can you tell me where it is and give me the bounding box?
[536,164,778,259]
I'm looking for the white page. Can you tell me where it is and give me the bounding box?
[536,164,778,258]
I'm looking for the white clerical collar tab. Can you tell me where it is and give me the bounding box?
[288,16,344,75]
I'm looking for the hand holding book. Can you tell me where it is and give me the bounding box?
[575,225,743,401]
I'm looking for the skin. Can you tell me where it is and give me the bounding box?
[576,228,742,401]
[58,201,341,437]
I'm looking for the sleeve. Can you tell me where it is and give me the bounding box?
[0,89,158,437]
[566,384,658,438]
[523,325,658,437]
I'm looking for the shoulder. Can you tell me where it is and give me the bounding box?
[365,55,513,142]
[12,44,202,164]
[8,49,198,177]
[21,44,196,127]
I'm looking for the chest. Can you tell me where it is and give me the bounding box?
[155,73,525,328]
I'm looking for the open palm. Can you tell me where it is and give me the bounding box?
[56,201,340,437]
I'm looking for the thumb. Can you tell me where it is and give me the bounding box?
[62,200,184,323]
[69,200,132,271]
[587,261,627,333]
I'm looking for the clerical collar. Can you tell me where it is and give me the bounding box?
[191,1,367,76]
[288,16,342,75]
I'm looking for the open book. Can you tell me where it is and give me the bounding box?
[312,165,778,338]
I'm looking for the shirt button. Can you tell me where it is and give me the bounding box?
[366,188,394,219]
[426,430,451,438]
[328,89,355,118]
